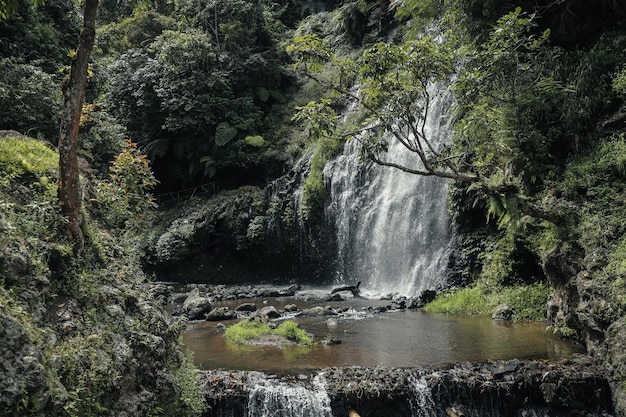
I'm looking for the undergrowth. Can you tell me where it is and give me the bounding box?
[424,281,550,321]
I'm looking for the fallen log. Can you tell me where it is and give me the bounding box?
[331,282,361,296]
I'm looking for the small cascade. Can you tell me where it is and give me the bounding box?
[204,362,615,417]
[324,88,454,297]
[408,376,437,417]
[247,374,332,417]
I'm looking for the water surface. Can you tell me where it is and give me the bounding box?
[180,291,583,374]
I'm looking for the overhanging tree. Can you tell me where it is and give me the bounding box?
[287,7,559,226]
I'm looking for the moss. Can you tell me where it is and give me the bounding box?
[300,137,344,227]
[0,133,58,179]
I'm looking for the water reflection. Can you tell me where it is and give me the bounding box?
[180,296,583,374]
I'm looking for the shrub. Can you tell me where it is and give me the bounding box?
[94,139,158,229]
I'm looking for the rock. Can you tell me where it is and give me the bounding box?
[182,288,213,320]
[278,284,301,296]
[249,306,281,321]
[419,290,437,304]
[205,307,236,321]
[326,293,346,302]
[234,303,257,313]
[283,304,298,312]
[296,306,338,317]
[320,336,342,346]
[492,304,514,321]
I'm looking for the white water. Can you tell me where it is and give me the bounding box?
[247,374,332,417]
[324,88,454,297]
[409,376,437,417]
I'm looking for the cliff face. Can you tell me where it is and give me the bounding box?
[0,132,206,417]
[141,154,334,285]
[529,134,626,414]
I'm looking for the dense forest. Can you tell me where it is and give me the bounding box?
[2,0,626,415]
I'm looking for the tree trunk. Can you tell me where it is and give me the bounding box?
[58,0,98,255]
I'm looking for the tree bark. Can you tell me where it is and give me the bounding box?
[58,0,98,255]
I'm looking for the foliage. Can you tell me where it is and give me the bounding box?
[300,137,344,226]
[0,0,80,73]
[288,32,466,179]
[224,319,313,346]
[424,281,550,321]
[104,0,293,188]
[273,320,313,346]
[0,59,62,140]
[78,103,127,170]
[94,139,158,229]
[165,352,208,416]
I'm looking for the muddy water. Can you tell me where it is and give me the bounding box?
[180,290,583,374]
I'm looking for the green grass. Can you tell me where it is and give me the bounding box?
[424,282,550,321]
[273,320,313,346]
[224,320,313,346]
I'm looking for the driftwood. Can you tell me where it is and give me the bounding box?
[331,282,361,296]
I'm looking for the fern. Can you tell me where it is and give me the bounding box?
[215,122,237,146]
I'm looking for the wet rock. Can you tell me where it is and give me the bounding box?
[249,306,281,320]
[278,284,301,296]
[419,290,437,304]
[182,288,213,320]
[296,306,338,317]
[326,293,346,302]
[320,336,341,346]
[234,303,257,313]
[205,307,236,321]
[492,304,514,321]
[283,304,298,312]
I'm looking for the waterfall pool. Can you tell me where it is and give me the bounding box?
[178,288,583,374]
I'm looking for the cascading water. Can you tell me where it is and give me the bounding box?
[324,87,454,297]
[247,374,332,417]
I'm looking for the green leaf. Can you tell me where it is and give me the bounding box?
[215,122,237,146]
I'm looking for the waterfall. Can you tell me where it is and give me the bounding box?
[247,374,332,417]
[324,87,454,297]
[409,376,437,417]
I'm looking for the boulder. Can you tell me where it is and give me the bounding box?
[205,307,236,321]
[249,306,281,321]
[283,304,298,312]
[234,303,257,313]
[297,306,338,317]
[492,304,515,321]
[182,288,213,320]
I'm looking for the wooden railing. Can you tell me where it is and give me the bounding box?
[156,182,219,204]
